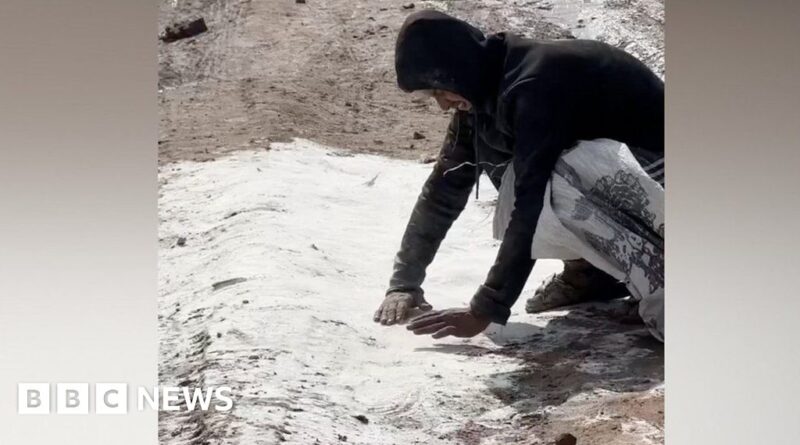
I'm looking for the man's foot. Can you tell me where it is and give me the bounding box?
[525,259,629,313]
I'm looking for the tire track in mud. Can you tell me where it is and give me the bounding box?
[158,307,223,445]
[199,0,253,81]
[158,242,291,443]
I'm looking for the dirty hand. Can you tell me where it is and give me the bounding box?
[407,307,491,339]
[374,291,432,325]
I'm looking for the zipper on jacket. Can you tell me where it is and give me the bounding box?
[472,110,480,199]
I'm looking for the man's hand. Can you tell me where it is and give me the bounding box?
[407,307,491,339]
[374,291,433,325]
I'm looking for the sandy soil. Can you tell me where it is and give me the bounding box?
[158,140,664,444]
[158,0,663,164]
[158,1,665,443]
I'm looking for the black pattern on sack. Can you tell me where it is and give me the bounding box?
[572,197,594,221]
[583,229,664,293]
[593,171,657,227]
[576,169,664,249]
[570,169,665,293]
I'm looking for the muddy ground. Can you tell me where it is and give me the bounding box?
[159,0,663,164]
[158,0,664,443]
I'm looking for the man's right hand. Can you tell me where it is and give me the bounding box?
[373,291,433,325]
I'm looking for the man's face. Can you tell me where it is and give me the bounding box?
[419,89,472,112]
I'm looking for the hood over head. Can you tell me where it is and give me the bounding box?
[395,10,504,112]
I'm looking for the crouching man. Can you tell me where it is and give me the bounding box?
[374,10,664,341]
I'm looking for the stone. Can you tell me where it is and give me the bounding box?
[554,433,577,445]
[161,18,208,43]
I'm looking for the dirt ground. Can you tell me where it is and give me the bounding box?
[158,0,663,164]
[158,1,664,443]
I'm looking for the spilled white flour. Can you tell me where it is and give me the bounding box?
[158,139,664,444]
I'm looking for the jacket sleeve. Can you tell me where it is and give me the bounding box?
[470,81,574,324]
[387,111,478,299]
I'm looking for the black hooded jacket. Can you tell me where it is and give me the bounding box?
[389,10,664,324]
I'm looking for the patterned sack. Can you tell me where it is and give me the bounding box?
[494,139,665,341]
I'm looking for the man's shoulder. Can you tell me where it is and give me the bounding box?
[498,37,646,102]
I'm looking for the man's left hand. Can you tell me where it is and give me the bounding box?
[407,307,491,339]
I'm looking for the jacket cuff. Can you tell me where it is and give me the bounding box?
[385,286,423,299]
[470,285,511,325]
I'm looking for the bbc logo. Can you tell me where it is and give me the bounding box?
[18,383,128,415]
[18,383,233,414]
